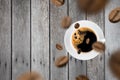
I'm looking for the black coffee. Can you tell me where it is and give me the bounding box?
[77,31,97,52]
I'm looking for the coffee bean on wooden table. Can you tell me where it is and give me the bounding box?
[92,41,105,53]
[74,23,80,29]
[55,56,69,67]
[109,50,120,79]
[109,7,120,23]
[17,71,43,80]
[76,75,89,80]
[56,43,63,50]
[61,16,72,29]
[51,0,64,6]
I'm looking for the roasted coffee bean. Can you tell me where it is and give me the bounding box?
[109,7,120,23]
[56,44,63,50]
[92,41,105,52]
[51,0,64,6]
[78,0,108,13]
[76,75,89,80]
[17,71,43,80]
[74,23,80,29]
[61,16,71,28]
[109,50,120,79]
[55,56,69,67]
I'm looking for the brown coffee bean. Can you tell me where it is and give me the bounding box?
[56,44,63,50]
[55,56,69,67]
[17,71,43,80]
[61,16,71,28]
[109,7,120,23]
[92,41,105,52]
[78,0,108,13]
[74,23,80,29]
[51,0,64,6]
[76,75,89,80]
[109,50,120,79]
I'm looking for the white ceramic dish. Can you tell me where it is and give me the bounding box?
[64,20,105,60]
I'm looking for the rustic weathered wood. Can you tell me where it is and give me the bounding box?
[12,0,30,80]
[50,0,68,80]
[0,0,120,80]
[31,0,49,80]
[105,0,120,80]
[86,12,105,80]
[68,0,87,80]
[0,0,11,80]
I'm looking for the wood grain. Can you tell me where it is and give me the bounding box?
[86,12,105,80]
[50,0,68,80]
[68,0,87,80]
[12,0,30,80]
[31,0,49,80]
[105,0,120,80]
[0,0,119,80]
[0,0,11,80]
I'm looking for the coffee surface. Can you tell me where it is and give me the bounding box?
[72,27,97,53]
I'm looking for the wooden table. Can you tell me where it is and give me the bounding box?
[0,0,120,80]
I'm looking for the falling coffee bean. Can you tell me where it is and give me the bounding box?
[109,50,120,79]
[17,71,43,80]
[56,44,63,50]
[74,23,80,29]
[109,7,120,23]
[51,0,64,6]
[61,16,71,28]
[55,56,69,67]
[78,0,108,13]
[92,41,105,53]
[76,75,89,80]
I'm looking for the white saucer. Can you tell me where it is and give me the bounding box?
[64,20,105,60]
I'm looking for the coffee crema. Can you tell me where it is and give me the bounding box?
[72,27,97,53]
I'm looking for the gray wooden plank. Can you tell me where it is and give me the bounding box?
[50,0,68,80]
[68,0,87,80]
[105,0,120,80]
[31,0,49,80]
[12,0,30,80]
[0,0,11,80]
[86,12,105,80]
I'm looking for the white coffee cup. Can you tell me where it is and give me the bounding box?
[64,20,105,60]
